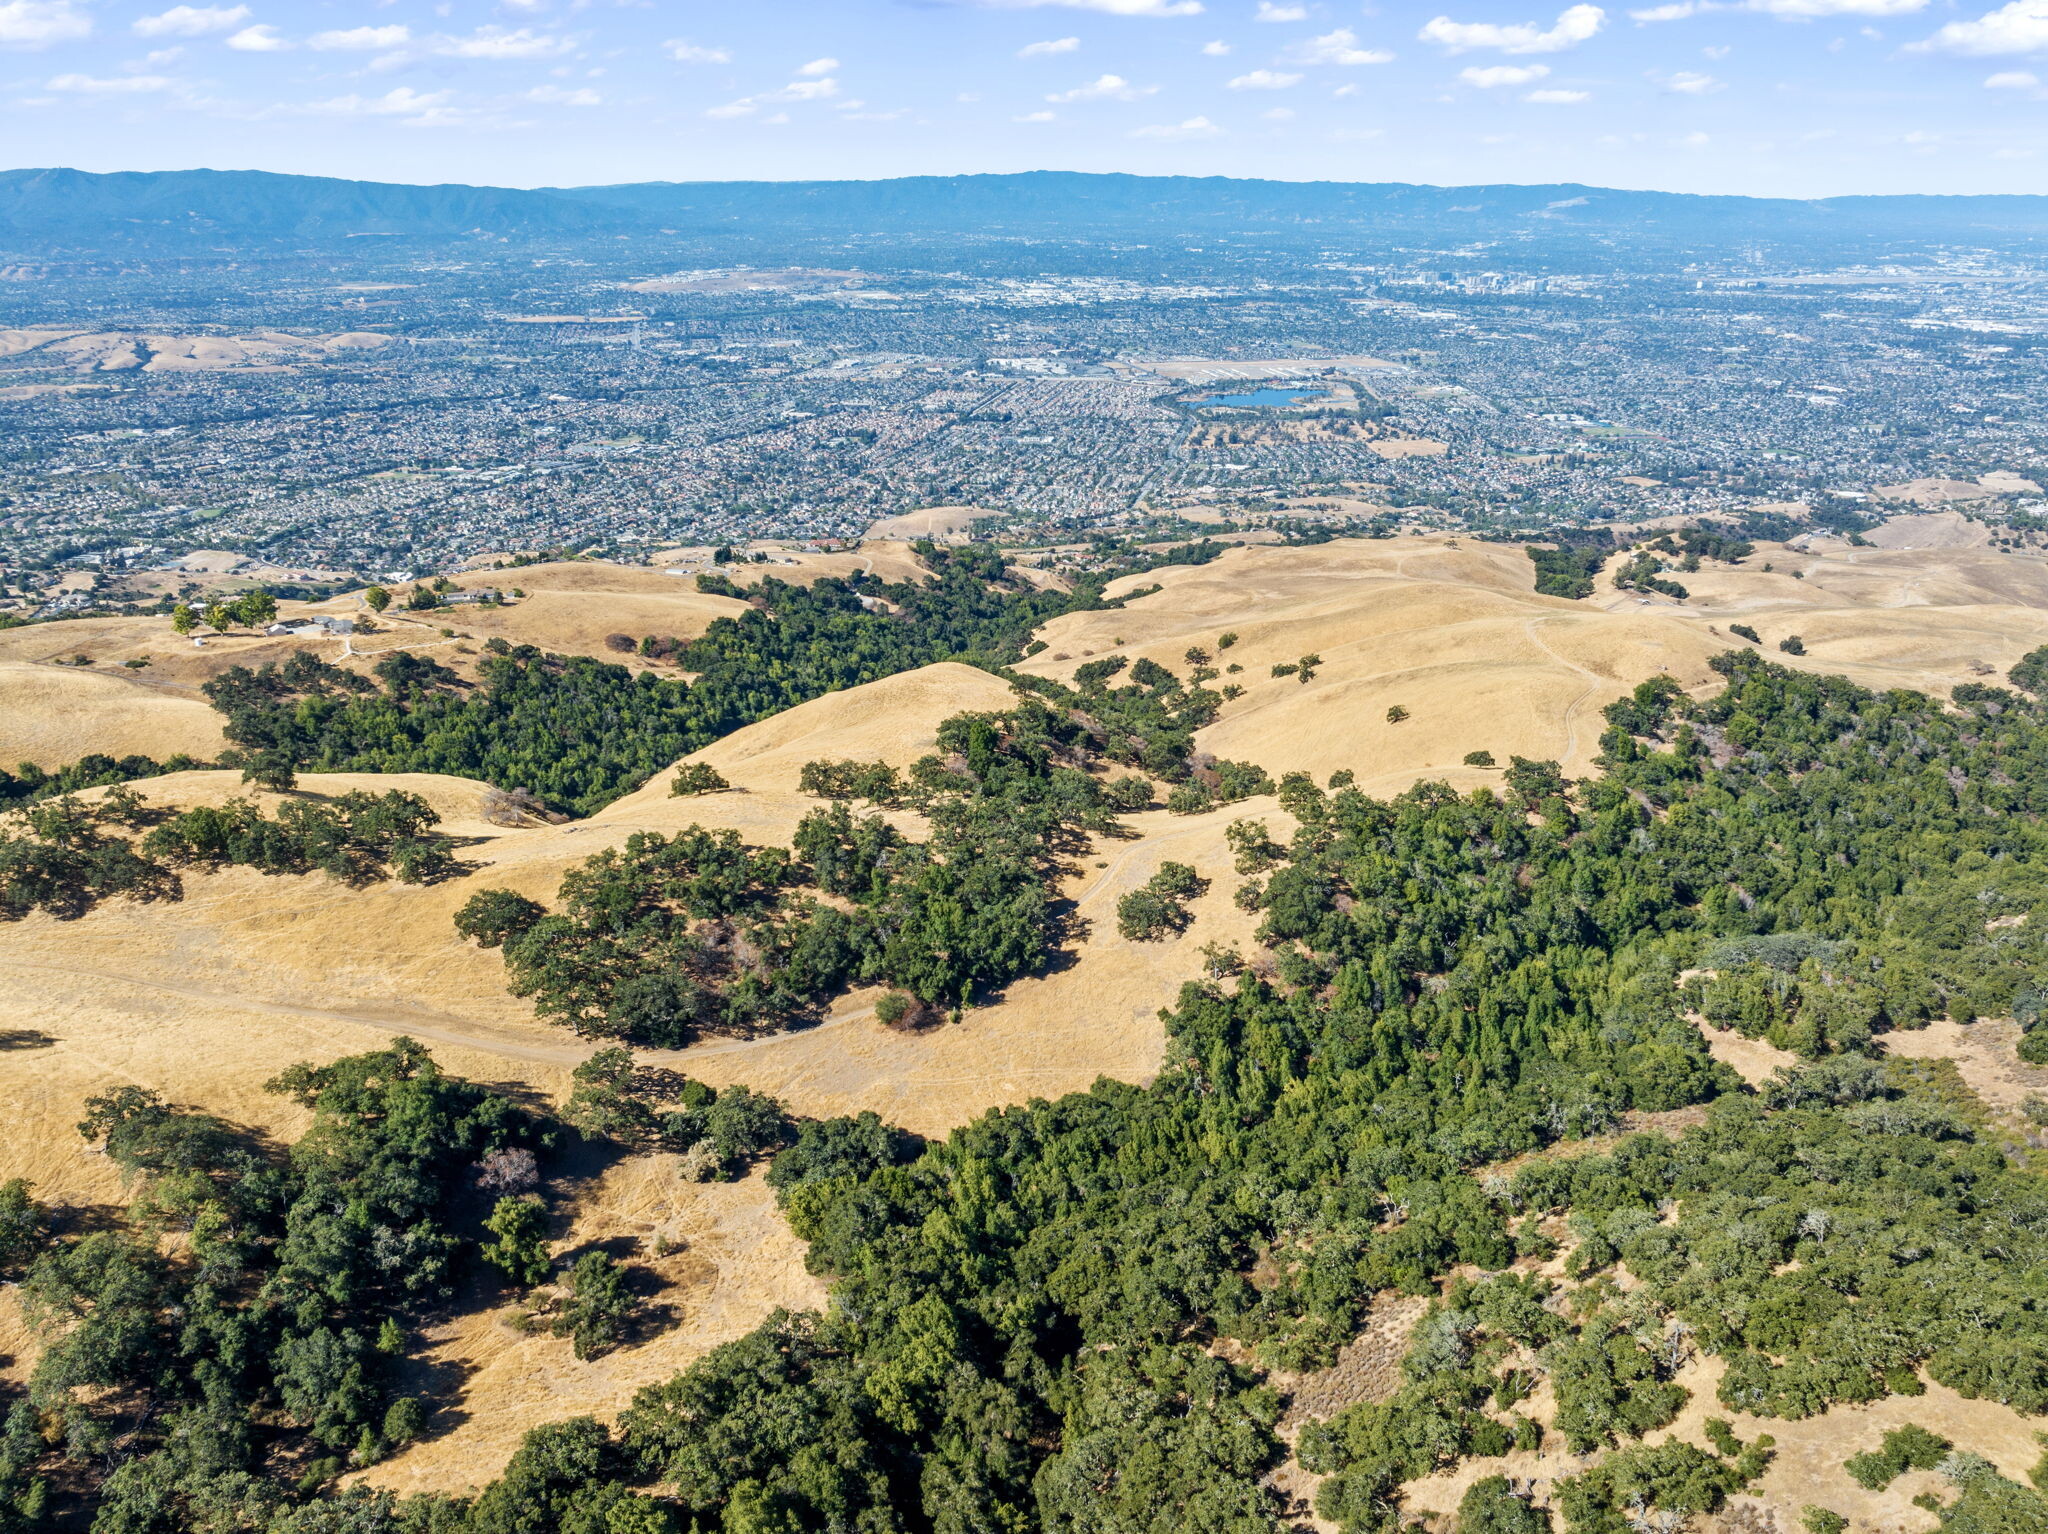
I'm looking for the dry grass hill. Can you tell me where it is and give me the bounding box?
[9,524,2048,1508]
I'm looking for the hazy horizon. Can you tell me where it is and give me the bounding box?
[12,163,2048,202]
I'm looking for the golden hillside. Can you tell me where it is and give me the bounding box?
[11,524,2048,1501]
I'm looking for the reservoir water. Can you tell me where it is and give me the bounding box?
[1200,386,1335,408]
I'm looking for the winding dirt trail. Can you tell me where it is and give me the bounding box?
[1518,614,1607,770]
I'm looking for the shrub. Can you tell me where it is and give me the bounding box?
[1104,776,1154,812]
[554,1251,635,1360]
[874,991,919,1029]
[1845,1425,1951,1491]
[1731,623,1761,644]
[1779,634,1807,656]
[1459,1475,1549,1534]
[482,1197,553,1288]
[382,1396,427,1447]
[1463,750,1497,767]
[1117,863,1210,941]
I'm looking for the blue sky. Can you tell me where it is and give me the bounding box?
[4,0,2044,196]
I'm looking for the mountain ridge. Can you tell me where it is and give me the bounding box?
[8,164,2048,249]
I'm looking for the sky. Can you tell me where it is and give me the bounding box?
[3,0,2045,198]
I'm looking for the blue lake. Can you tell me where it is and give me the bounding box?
[1200,386,1335,409]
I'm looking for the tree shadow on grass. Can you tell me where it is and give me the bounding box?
[0,1029,56,1050]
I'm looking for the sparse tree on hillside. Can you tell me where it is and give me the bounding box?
[453,887,547,948]
[482,1196,553,1288]
[233,591,278,629]
[170,604,197,637]
[203,601,232,632]
[2011,644,2048,696]
[241,749,298,793]
[363,586,391,614]
[555,1251,636,1360]
[671,762,730,797]
[0,1178,48,1277]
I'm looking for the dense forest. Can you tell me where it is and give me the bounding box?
[1525,544,1606,600]
[13,651,2048,1531]
[197,548,1150,817]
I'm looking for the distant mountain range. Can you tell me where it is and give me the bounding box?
[0,166,619,243]
[8,165,2048,251]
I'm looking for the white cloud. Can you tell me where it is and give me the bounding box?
[707,74,841,117]
[1014,107,1057,119]
[48,70,175,90]
[796,56,837,75]
[1525,84,1590,98]
[1677,128,1710,142]
[1201,38,1232,52]
[0,0,91,48]
[1261,104,1295,116]
[307,85,450,115]
[1046,71,1157,99]
[1130,112,1222,136]
[309,24,409,50]
[525,83,600,104]
[1256,1,1308,18]
[226,22,286,50]
[1282,27,1396,63]
[1419,4,1606,52]
[433,27,571,59]
[133,5,246,37]
[975,0,1205,14]
[1629,1,1697,16]
[1911,0,2048,53]
[1228,66,1302,86]
[1749,0,1923,13]
[1665,67,1720,87]
[1986,66,2039,81]
[1459,60,1550,82]
[665,39,731,63]
[1018,36,1080,55]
